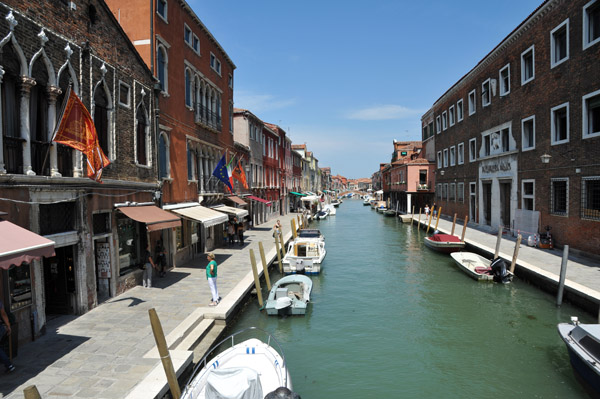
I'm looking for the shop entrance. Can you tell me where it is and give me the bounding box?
[94,240,111,304]
[500,181,512,230]
[482,182,492,226]
[43,246,76,315]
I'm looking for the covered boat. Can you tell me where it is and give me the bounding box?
[282,230,326,274]
[423,233,465,253]
[398,214,412,223]
[265,275,312,316]
[181,327,295,399]
[315,208,329,220]
[558,317,600,396]
[450,252,513,283]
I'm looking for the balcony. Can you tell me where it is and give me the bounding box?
[417,184,429,191]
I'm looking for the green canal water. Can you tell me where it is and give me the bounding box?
[227,199,593,398]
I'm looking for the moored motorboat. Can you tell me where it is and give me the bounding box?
[315,208,329,220]
[558,317,600,396]
[283,230,326,274]
[423,233,465,253]
[450,252,512,283]
[331,199,341,207]
[384,209,396,216]
[363,197,371,206]
[181,327,295,399]
[265,275,312,316]
[398,214,412,223]
[324,204,336,215]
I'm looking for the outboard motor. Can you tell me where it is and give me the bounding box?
[490,258,511,284]
[295,259,305,274]
[265,387,302,399]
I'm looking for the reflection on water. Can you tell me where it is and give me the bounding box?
[227,200,592,398]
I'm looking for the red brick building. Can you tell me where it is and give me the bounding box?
[0,0,161,342]
[106,0,237,262]
[422,0,600,254]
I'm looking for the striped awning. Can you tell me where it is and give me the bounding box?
[227,195,247,206]
[211,205,248,219]
[118,205,181,232]
[290,191,306,196]
[171,205,228,228]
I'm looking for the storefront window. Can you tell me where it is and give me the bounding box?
[117,213,142,275]
[8,264,32,311]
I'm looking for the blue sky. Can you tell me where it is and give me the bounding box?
[191,0,543,179]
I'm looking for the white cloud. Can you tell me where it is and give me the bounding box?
[235,90,296,113]
[345,104,423,121]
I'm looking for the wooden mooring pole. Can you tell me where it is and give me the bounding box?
[291,219,298,238]
[149,308,181,399]
[509,234,522,274]
[418,208,422,228]
[461,216,469,242]
[258,242,272,291]
[434,207,442,232]
[249,249,264,307]
[274,233,283,273]
[557,245,569,307]
[411,206,415,226]
[426,212,433,234]
[451,213,457,236]
[494,226,503,259]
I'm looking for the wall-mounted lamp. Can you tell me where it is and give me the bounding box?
[540,153,552,164]
[440,170,445,176]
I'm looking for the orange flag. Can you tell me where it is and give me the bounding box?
[232,159,248,189]
[53,89,110,182]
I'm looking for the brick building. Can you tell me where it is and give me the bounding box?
[0,0,162,343]
[106,0,237,263]
[422,0,600,254]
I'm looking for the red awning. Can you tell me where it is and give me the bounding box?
[118,205,181,232]
[0,220,56,269]
[246,195,271,205]
[227,195,247,206]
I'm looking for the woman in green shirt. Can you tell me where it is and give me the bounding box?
[206,252,219,306]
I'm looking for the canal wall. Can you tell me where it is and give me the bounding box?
[411,215,600,318]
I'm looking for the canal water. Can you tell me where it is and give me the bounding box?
[226,199,593,398]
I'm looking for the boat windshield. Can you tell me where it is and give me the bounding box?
[298,229,321,238]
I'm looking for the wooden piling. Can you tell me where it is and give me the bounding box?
[291,219,297,238]
[557,245,569,306]
[249,249,264,307]
[451,213,457,236]
[460,216,469,242]
[411,206,415,226]
[418,208,422,228]
[494,226,503,259]
[23,386,42,399]
[434,207,442,232]
[148,308,181,399]
[279,228,286,256]
[258,242,272,291]
[274,233,283,273]
[426,211,433,234]
[509,234,522,274]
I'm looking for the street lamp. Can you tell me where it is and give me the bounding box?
[540,153,551,164]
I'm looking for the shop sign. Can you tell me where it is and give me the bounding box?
[96,243,111,278]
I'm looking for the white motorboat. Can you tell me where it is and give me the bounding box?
[558,317,600,396]
[363,196,371,206]
[450,252,513,283]
[283,229,326,274]
[324,204,336,215]
[315,208,329,220]
[181,327,296,399]
[265,275,312,316]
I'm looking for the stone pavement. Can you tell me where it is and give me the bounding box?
[0,213,301,399]
[412,214,600,311]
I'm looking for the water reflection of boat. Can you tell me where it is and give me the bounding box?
[282,229,326,274]
[265,275,312,316]
[181,327,296,399]
[558,317,600,397]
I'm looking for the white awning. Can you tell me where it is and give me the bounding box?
[211,205,248,219]
[171,205,228,228]
[301,195,319,202]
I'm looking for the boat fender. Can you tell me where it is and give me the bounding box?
[264,386,302,399]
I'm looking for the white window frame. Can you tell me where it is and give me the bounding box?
[551,177,569,216]
[437,184,443,200]
[184,24,192,46]
[551,19,570,68]
[583,89,600,139]
[443,148,449,168]
[499,64,510,96]
[443,183,448,200]
[437,151,442,168]
[192,34,200,54]
[469,138,477,162]
[457,182,464,203]
[551,102,570,145]
[184,67,193,108]
[582,176,600,219]
[521,179,535,210]
[442,111,448,130]
[436,116,441,133]
[521,45,535,85]
[156,42,169,94]
[156,0,168,23]
[468,89,476,115]
[583,0,600,49]
[450,146,456,166]
[457,142,464,165]
[449,105,455,126]
[118,81,131,108]
[521,115,536,151]
[482,78,491,107]
[228,74,233,89]
[210,52,222,75]
[457,99,464,122]
[450,183,456,201]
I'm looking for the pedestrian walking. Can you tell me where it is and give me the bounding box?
[237,219,244,246]
[143,244,156,288]
[227,221,236,247]
[273,219,282,239]
[0,300,15,373]
[206,252,220,306]
[424,204,430,217]
[432,203,438,217]
[154,239,167,277]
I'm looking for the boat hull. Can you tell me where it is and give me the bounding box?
[424,235,465,254]
[265,275,312,316]
[450,252,494,281]
[558,323,600,396]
